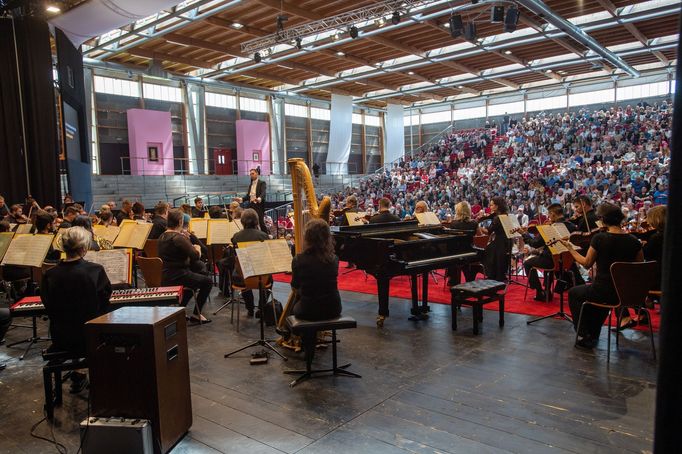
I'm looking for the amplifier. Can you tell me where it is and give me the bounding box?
[80,417,153,454]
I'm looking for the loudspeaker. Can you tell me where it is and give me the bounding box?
[504,7,520,33]
[464,22,477,42]
[449,15,463,38]
[491,6,505,23]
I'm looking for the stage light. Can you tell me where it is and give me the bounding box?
[46,5,61,13]
[504,7,519,33]
[336,51,345,56]
[491,6,504,23]
[457,85,464,89]
[504,50,512,55]
[232,22,243,29]
[349,25,359,39]
[295,37,302,49]
[407,71,415,75]
[332,32,340,41]
[391,11,400,25]
[376,17,386,27]
[449,15,463,38]
[276,15,288,32]
[464,22,477,42]
[254,52,262,63]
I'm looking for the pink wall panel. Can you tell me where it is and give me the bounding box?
[235,119,270,176]
[126,109,174,176]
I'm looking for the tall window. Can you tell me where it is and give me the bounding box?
[205,92,236,109]
[527,95,567,112]
[93,75,139,97]
[142,83,182,102]
[240,96,267,113]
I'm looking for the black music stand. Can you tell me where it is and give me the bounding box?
[224,275,287,361]
[526,252,573,325]
[8,314,51,360]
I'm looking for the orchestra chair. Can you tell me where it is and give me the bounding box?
[206,244,226,287]
[283,315,360,388]
[450,280,506,335]
[613,261,658,359]
[230,275,272,332]
[142,239,159,258]
[523,252,575,303]
[574,261,656,362]
[42,349,87,420]
[136,256,163,288]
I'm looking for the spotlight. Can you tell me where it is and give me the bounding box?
[295,37,302,49]
[464,22,477,42]
[391,11,400,25]
[254,52,262,63]
[504,7,520,33]
[376,17,386,27]
[491,6,504,23]
[332,32,340,41]
[276,15,288,32]
[349,25,359,39]
[449,15,464,38]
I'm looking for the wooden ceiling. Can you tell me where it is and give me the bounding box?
[83,0,679,107]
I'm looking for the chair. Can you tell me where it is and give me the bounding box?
[143,239,159,258]
[136,256,163,288]
[42,349,87,420]
[230,275,273,332]
[523,251,575,303]
[574,261,657,362]
[450,279,506,335]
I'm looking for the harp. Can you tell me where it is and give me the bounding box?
[276,158,331,338]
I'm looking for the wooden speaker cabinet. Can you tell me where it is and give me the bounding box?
[86,307,192,454]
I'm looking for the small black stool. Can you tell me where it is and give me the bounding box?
[42,350,87,420]
[450,280,506,335]
[283,315,361,388]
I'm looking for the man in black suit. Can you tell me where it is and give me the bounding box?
[369,198,400,224]
[191,197,205,218]
[231,209,269,316]
[148,202,169,240]
[244,169,267,232]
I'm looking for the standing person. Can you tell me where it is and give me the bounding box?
[41,227,112,392]
[231,209,269,317]
[191,197,205,218]
[312,162,320,179]
[561,203,643,349]
[480,196,510,282]
[158,209,212,323]
[245,168,267,232]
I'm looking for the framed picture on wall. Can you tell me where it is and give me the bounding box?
[148,145,159,162]
[252,151,260,162]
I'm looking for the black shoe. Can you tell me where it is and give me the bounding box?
[247,309,254,317]
[575,335,597,350]
[612,319,637,332]
[534,290,546,301]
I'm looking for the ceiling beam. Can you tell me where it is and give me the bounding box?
[165,33,243,57]
[438,60,520,90]
[234,71,302,86]
[367,36,427,58]
[253,0,322,21]
[128,49,219,70]
[205,17,267,38]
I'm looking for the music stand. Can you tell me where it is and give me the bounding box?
[7,313,51,360]
[526,252,573,325]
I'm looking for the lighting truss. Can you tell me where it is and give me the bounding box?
[241,0,439,55]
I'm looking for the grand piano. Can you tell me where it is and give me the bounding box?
[331,220,481,326]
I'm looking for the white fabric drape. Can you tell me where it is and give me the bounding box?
[50,0,183,47]
[384,104,405,167]
[327,93,353,175]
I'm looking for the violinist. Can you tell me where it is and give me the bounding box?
[368,198,400,224]
[522,204,576,301]
[643,205,665,291]
[479,197,510,282]
[334,195,359,226]
[571,195,599,233]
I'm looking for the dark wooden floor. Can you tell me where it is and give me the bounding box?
[0,282,658,453]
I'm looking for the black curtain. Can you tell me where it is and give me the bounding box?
[0,17,60,208]
[654,17,682,454]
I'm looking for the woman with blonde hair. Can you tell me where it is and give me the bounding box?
[447,201,480,285]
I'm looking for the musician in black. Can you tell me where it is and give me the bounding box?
[245,169,267,232]
[158,209,212,322]
[572,195,599,232]
[58,206,79,229]
[335,195,359,226]
[115,199,133,225]
[522,203,576,301]
[291,218,342,321]
[42,227,112,392]
[231,208,269,316]
[643,205,665,290]
[480,197,510,282]
[447,201,481,286]
[132,202,146,221]
[191,197,205,218]
[148,202,169,240]
[0,195,9,218]
[369,198,400,224]
[561,203,643,349]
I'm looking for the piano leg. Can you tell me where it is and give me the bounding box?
[409,275,428,321]
[377,276,390,326]
[421,273,430,314]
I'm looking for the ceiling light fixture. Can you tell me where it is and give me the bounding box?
[46,5,61,13]
[376,17,386,27]
[254,52,262,63]
[407,71,415,75]
[336,51,345,56]
[232,22,244,29]
[391,11,401,25]
[349,25,359,39]
[504,50,512,55]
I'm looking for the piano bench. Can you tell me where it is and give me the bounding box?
[41,349,87,420]
[283,315,361,388]
[450,280,506,335]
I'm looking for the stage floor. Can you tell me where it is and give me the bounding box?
[0,282,657,453]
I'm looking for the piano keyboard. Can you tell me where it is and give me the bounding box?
[10,296,45,316]
[110,286,183,306]
[404,252,479,269]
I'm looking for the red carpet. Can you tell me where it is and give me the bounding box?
[274,262,660,332]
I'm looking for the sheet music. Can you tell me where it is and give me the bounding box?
[346,212,367,226]
[84,248,132,285]
[1,234,54,268]
[553,223,571,239]
[0,232,14,262]
[235,239,292,278]
[498,214,522,239]
[113,223,152,250]
[15,224,33,234]
[93,225,120,243]
[206,219,242,245]
[537,225,568,254]
[189,218,208,239]
[415,212,441,226]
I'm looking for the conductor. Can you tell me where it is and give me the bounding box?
[245,168,267,232]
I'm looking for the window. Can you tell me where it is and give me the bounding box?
[93,75,139,97]
[568,88,614,107]
[240,96,267,113]
[365,114,381,127]
[488,101,524,116]
[452,106,486,121]
[205,92,236,109]
[285,103,307,118]
[352,113,364,124]
[672,80,676,94]
[142,83,182,102]
[617,81,669,101]
[527,95,567,112]
[420,110,451,125]
[310,107,330,121]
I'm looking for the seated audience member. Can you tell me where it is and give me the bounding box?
[148,202,169,240]
[8,204,28,224]
[116,199,133,224]
[131,202,146,221]
[643,205,665,290]
[291,218,342,321]
[59,206,79,228]
[369,198,400,224]
[231,208,269,316]
[562,203,643,349]
[192,197,205,218]
[158,209,212,322]
[41,227,112,392]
